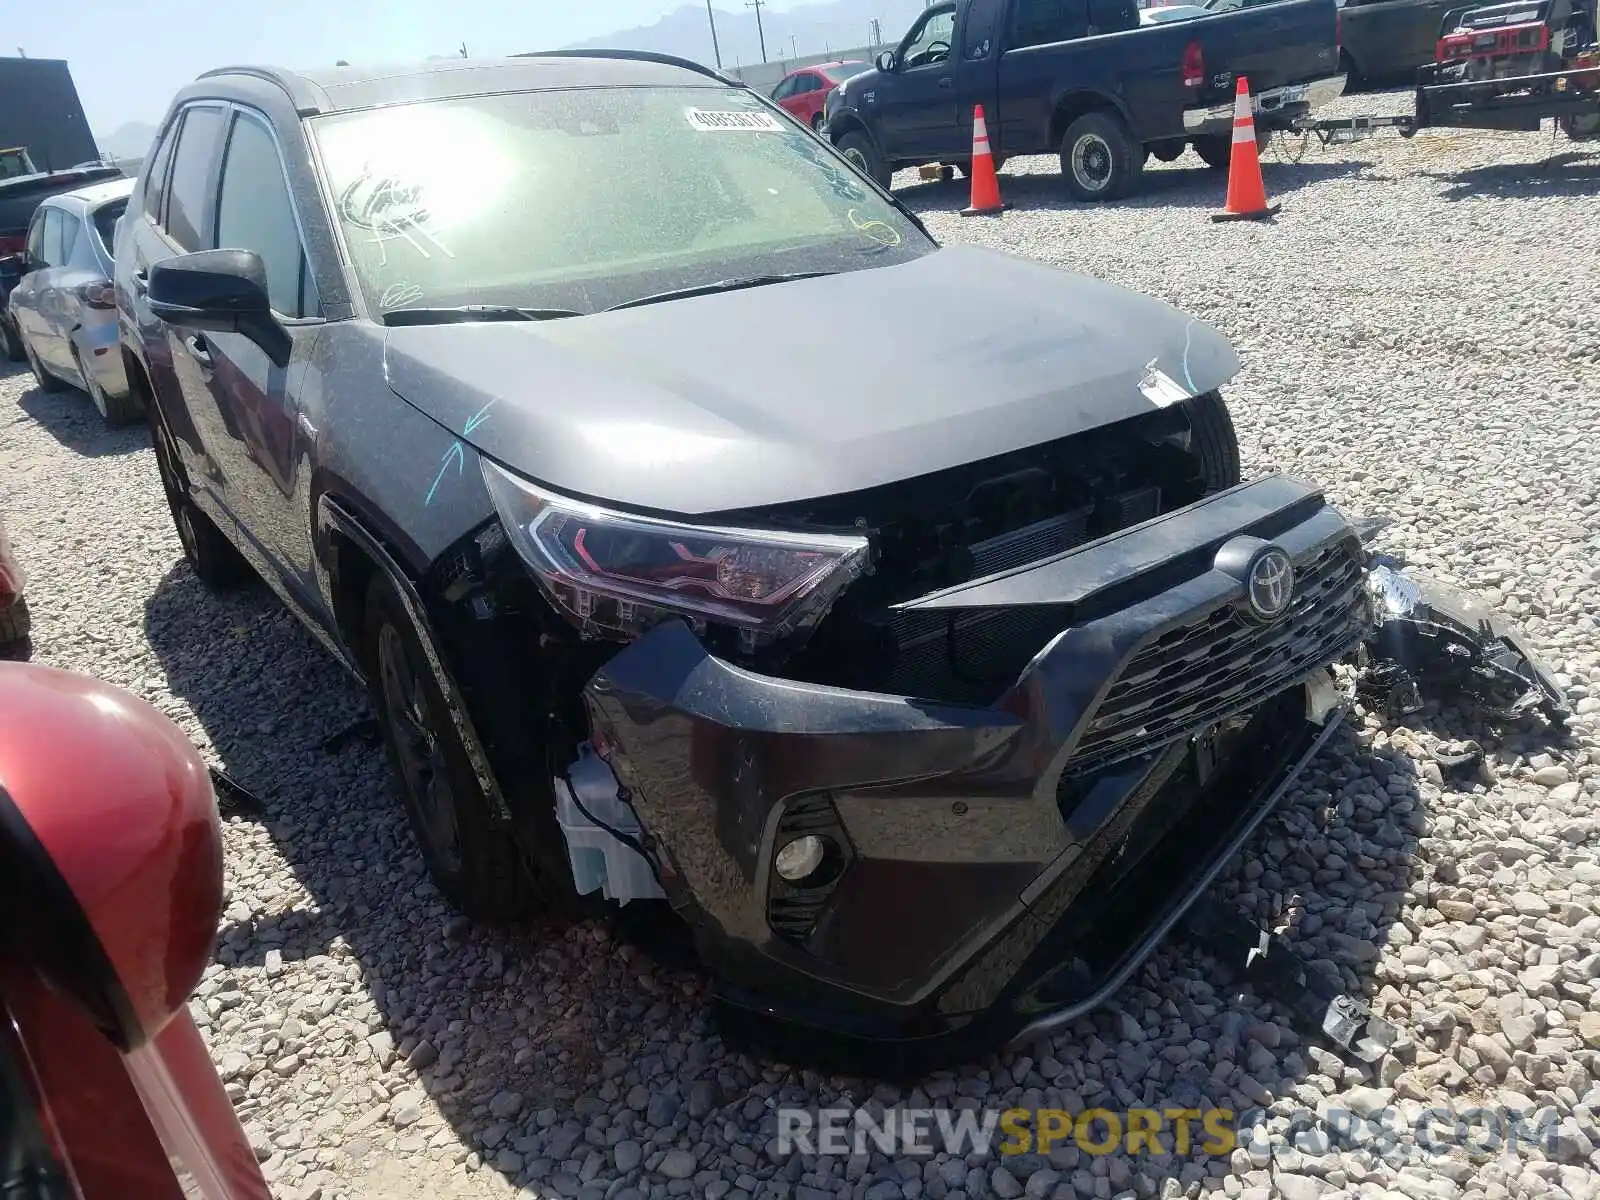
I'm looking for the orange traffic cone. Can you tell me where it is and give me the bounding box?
[1210,76,1279,223]
[960,105,1009,217]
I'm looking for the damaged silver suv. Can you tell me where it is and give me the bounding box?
[117,50,1561,1064]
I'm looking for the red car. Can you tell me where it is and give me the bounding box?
[769,60,872,130]
[0,661,271,1198]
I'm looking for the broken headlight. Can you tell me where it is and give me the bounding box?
[482,459,871,644]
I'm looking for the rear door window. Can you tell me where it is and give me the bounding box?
[1010,0,1091,46]
[164,105,227,250]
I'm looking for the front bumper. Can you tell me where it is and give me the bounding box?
[580,474,1374,1054]
[1183,72,1348,135]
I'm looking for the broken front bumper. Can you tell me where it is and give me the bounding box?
[578,474,1375,1052]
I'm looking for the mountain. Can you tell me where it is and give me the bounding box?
[563,1,931,71]
[97,120,159,162]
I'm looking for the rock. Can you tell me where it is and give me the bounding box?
[1434,898,1479,922]
[1274,1176,1328,1200]
[658,1149,698,1180]
[1532,765,1571,787]
[1577,1011,1600,1048]
[991,1167,1023,1198]
[489,1090,523,1120]
[614,1141,643,1173]
[406,1040,439,1070]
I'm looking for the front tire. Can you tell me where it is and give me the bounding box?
[1186,390,1242,494]
[149,401,253,589]
[363,573,539,923]
[835,130,893,189]
[1059,111,1143,201]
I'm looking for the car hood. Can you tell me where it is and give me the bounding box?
[381,243,1240,516]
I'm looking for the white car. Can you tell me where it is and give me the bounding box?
[1140,4,1210,21]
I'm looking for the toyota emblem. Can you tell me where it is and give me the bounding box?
[1246,548,1295,621]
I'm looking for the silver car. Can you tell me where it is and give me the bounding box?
[7,177,141,425]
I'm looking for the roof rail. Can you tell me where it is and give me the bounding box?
[194,65,327,115]
[512,48,746,88]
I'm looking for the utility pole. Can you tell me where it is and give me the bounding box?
[747,0,768,63]
[459,42,468,57]
[705,0,723,67]
[789,34,798,59]
[869,19,882,47]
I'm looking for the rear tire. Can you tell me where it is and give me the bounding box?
[811,112,825,132]
[1186,390,1242,494]
[75,347,142,427]
[148,401,253,589]
[0,314,24,363]
[23,337,65,393]
[836,130,893,189]
[362,572,540,923]
[1059,111,1143,201]
[1191,135,1232,171]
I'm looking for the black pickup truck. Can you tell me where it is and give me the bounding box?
[823,0,1345,199]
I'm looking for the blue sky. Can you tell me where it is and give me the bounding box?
[13,0,809,137]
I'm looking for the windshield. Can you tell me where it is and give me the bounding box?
[310,86,931,317]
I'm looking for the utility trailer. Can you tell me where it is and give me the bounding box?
[1293,0,1600,142]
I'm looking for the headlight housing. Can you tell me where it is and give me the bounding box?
[482,459,871,647]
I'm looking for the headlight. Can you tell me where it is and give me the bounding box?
[482,459,871,646]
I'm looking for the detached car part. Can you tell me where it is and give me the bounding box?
[1363,559,1569,724]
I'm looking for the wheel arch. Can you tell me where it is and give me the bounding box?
[1049,90,1130,150]
[315,493,515,825]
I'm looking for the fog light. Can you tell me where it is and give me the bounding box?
[775,835,826,883]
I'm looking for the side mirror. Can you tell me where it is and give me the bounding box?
[877,49,896,72]
[147,248,290,367]
[0,662,225,1051]
[0,251,33,278]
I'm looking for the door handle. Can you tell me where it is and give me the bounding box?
[938,76,953,88]
[185,334,213,368]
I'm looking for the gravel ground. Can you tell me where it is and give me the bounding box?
[2,88,1600,1200]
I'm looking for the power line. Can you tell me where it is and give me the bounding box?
[747,0,768,63]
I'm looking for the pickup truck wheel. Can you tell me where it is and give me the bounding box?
[1186,390,1242,493]
[364,573,540,924]
[1191,135,1232,171]
[1060,112,1142,201]
[836,130,893,189]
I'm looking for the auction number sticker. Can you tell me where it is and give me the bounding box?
[686,108,783,132]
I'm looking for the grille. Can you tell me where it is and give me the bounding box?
[883,494,1160,703]
[1064,538,1368,775]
